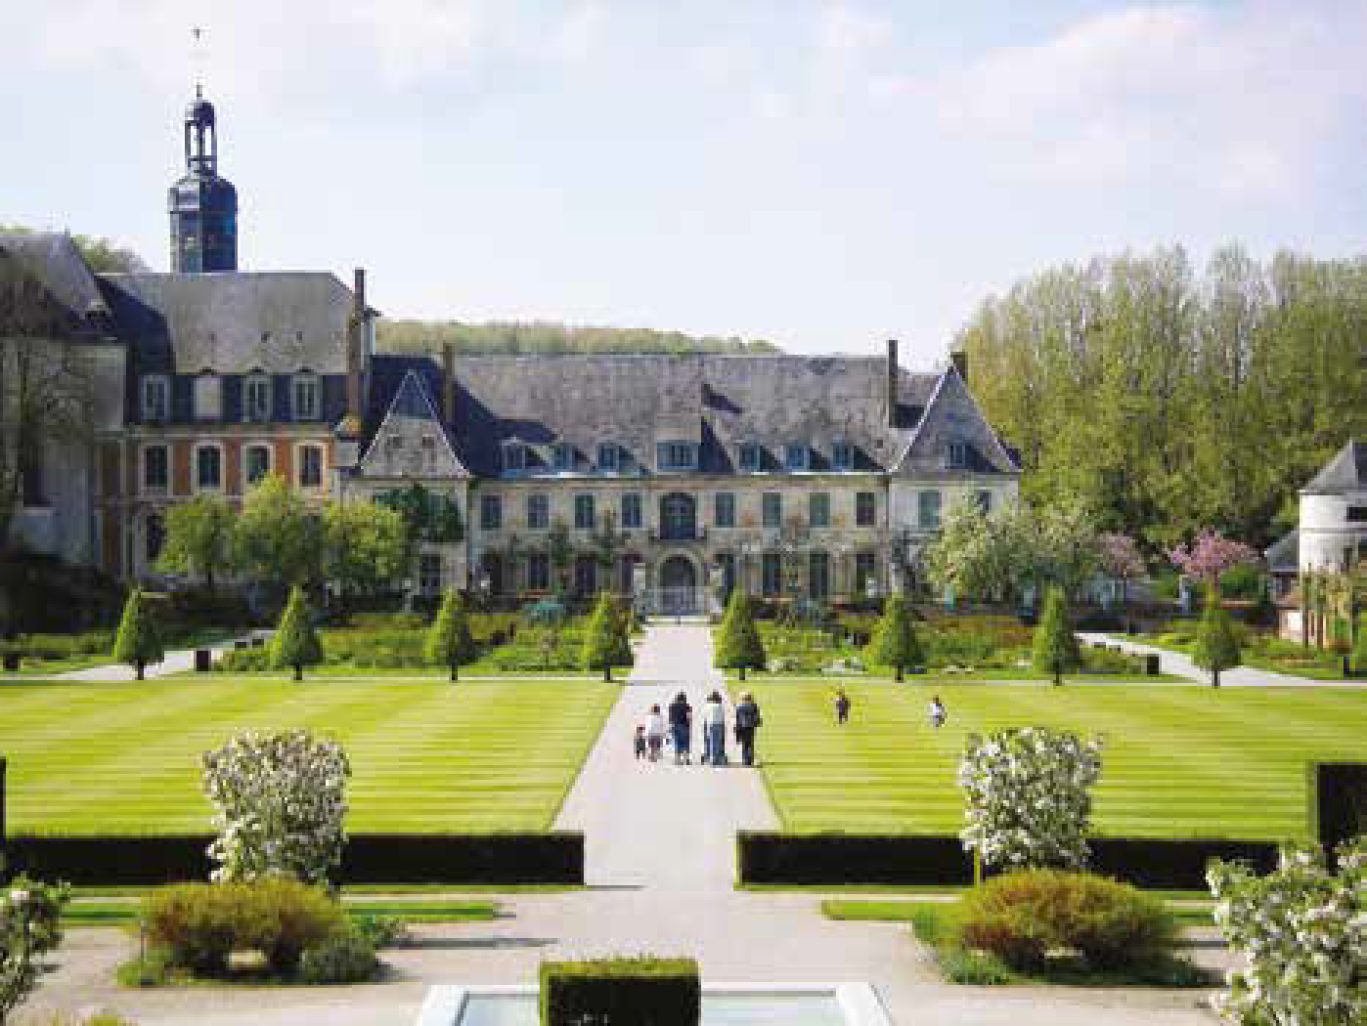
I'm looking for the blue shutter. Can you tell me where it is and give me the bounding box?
[272,375,293,422]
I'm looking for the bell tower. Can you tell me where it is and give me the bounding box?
[168,31,238,272]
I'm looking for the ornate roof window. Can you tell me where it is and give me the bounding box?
[291,372,319,421]
[553,442,574,471]
[142,375,170,422]
[657,441,697,472]
[784,443,809,471]
[738,443,761,472]
[833,442,854,471]
[597,442,620,472]
[503,441,527,472]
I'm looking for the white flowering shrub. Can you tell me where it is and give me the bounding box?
[958,727,1103,870]
[202,730,351,885]
[1207,837,1364,1026]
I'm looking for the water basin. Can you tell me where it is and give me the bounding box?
[417,984,891,1026]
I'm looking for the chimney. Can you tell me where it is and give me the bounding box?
[886,338,899,428]
[345,268,366,430]
[951,348,968,383]
[442,343,457,424]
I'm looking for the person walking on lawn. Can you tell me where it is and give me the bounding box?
[734,690,763,766]
[835,688,851,725]
[668,691,693,765]
[701,690,727,766]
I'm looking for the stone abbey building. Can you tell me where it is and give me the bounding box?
[2,88,1019,613]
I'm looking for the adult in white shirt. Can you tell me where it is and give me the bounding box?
[701,691,727,765]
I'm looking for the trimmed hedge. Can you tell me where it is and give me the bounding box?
[1309,761,1367,856]
[737,832,1278,890]
[2,832,584,886]
[540,957,700,1026]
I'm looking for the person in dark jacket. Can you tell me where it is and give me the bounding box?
[734,691,762,766]
[835,688,851,725]
[667,691,693,765]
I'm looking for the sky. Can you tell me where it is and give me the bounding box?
[3,1,1364,367]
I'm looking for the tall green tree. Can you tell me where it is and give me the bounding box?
[1353,613,1367,677]
[868,593,923,682]
[1032,587,1080,685]
[112,588,163,680]
[322,499,408,607]
[581,591,632,681]
[956,246,1366,550]
[156,495,234,592]
[714,589,766,681]
[1192,587,1241,688]
[232,474,321,592]
[269,586,322,682]
[425,589,477,681]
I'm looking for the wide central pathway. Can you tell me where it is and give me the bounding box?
[555,620,778,890]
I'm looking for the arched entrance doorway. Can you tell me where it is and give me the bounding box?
[659,554,698,614]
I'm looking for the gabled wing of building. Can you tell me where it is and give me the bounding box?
[890,364,1021,478]
[359,366,469,479]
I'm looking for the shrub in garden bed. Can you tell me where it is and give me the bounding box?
[138,879,377,982]
[955,870,1179,973]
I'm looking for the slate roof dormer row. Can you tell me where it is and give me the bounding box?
[366,352,1021,481]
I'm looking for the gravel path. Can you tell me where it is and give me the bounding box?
[1079,632,1363,688]
[22,622,1226,1025]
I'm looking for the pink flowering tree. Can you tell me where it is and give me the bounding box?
[1168,531,1260,592]
[1099,533,1145,632]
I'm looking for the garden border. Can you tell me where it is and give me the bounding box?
[736,832,1278,890]
[0,831,584,885]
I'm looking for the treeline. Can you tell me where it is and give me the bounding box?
[376,319,780,356]
[0,223,146,272]
[956,246,1367,551]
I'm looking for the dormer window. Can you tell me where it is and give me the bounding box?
[142,375,169,422]
[244,373,271,422]
[504,442,526,472]
[657,441,697,471]
[833,442,854,471]
[194,373,222,421]
[784,443,809,471]
[738,443,761,472]
[553,443,574,471]
[597,443,619,472]
[292,373,319,421]
[947,441,969,469]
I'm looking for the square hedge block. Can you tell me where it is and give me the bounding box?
[540,956,700,1026]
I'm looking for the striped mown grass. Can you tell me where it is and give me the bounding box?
[0,678,616,834]
[738,682,1367,840]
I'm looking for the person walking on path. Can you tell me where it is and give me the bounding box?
[929,694,947,729]
[735,690,762,767]
[646,704,666,762]
[668,691,693,765]
[701,691,727,766]
[835,688,851,725]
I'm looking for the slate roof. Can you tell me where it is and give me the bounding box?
[380,353,1021,480]
[1301,440,1367,494]
[0,231,109,330]
[1265,529,1299,573]
[97,271,353,374]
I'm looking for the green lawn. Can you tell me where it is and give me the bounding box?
[0,677,617,834]
[738,682,1367,839]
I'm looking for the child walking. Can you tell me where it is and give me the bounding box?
[633,724,647,760]
[646,704,666,762]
